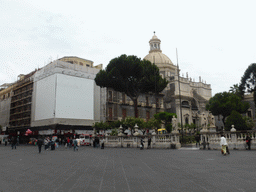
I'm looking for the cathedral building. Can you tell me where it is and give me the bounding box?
[144,33,212,129]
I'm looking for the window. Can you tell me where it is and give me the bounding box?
[122,93,126,103]
[182,101,190,108]
[185,117,189,125]
[146,96,149,106]
[109,107,112,120]
[146,111,150,121]
[156,98,159,108]
[122,109,126,120]
[86,64,90,67]
[108,91,113,102]
[247,110,252,118]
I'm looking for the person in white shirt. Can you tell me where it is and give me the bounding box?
[220,135,227,155]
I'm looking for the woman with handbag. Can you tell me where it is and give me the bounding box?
[246,134,251,150]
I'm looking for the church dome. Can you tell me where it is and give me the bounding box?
[144,52,173,65]
[143,33,174,66]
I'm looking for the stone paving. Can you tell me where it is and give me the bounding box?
[0,145,256,192]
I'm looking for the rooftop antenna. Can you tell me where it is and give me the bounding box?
[176,48,183,143]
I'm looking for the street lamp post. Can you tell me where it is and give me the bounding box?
[176,49,183,143]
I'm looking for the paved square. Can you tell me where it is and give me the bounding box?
[0,145,256,192]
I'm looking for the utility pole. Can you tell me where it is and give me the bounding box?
[176,48,183,142]
[153,56,157,114]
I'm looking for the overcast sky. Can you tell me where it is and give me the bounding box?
[1,0,255,96]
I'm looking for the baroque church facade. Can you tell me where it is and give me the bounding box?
[144,33,212,130]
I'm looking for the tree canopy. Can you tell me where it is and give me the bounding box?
[239,63,256,106]
[225,110,247,131]
[95,54,168,117]
[206,92,249,126]
[154,112,177,133]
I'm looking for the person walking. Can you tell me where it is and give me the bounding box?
[246,134,251,150]
[224,135,230,154]
[140,137,145,150]
[59,137,62,146]
[101,138,105,149]
[70,138,73,148]
[11,137,17,150]
[220,134,227,155]
[4,137,8,146]
[147,137,151,149]
[195,133,200,147]
[37,137,43,153]
[17,136,19,146]
[44,137,49,150]
[67,137,70,148]
[73,138,78,151]
[93,138,96,148]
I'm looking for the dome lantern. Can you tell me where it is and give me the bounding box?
[149,31,162,53]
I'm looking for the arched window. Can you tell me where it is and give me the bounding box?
[182,101,189,108]
[191,99,198,110]
[185,117,189,125]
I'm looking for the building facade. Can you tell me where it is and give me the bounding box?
[144,33,212,130]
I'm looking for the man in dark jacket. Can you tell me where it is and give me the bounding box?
[147,137,151,149]
[37,137,44,153]
[11,137,17,150]
[246,134,251,150]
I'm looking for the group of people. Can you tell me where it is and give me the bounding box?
[220,133,252,155]
[140,137,151,150]
[93,137,105,149]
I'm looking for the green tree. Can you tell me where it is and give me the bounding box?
[229,84,242,97]
[239,63,256,106]
[144,118,161,130]
[225,110,247,131]
[120,117,146,135]
[206,92,249,126]
[243,116,254,130]
[153,112,177,133]
[93,121,110,134]
[95,54,168,118]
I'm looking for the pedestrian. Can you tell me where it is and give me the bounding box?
[37,137,43,153]
[73,138,78,151]
[4,137,8,146]
[59,137,62,146]
[140,137,145,150]
[101,138,105,149]
[147,137,151,149]
[224,136,230,154]
[50,138,55,150]
[195,133,200,147]
[45,137,49,150]
[93,138,96,148]
[220,134,227,155]
[67,137,70,148]
[64,138,68,148]
[246,134,251,150]
[11,137,17,150]
[95,137,100,148]
[70,138,73,148]
[17,136,19,146]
